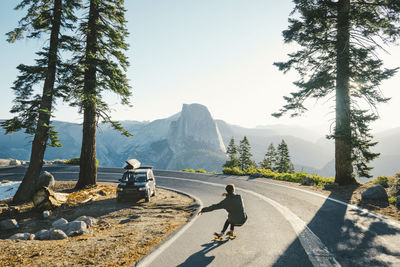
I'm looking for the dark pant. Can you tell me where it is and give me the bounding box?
[222,219,234,233]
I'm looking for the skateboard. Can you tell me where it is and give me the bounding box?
[213,232,237,241]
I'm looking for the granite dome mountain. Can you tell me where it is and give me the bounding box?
[1,103,399,177]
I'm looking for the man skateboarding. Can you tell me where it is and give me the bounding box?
[198,184,247,238]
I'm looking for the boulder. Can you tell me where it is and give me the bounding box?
[35,229,51,240]
[361,185,388,200]
[36,171,56,191]
[0,219,19,230]
[49,229,68,240]
[63,221,88,236]
[52,218,68,229]
[388,180,400,196]
[75,216,97,228]
[9,233,34,240]
[9,159,21,166]
[302,177,315,186]
[33,187,67,210]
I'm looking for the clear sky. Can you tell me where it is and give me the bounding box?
[1,0,399,134]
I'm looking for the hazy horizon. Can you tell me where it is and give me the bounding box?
[1,1,399,133]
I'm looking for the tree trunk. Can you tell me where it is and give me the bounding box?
[335,0,356,185]
[76,104,97,189]
[13,0,63,203]
[75,0,99,189]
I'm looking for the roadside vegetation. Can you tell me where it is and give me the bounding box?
[222,167,334,186]
[181,169,216,174]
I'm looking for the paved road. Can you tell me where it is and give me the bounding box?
[2,166,400,266]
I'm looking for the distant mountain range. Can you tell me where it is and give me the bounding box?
[0,103,399,177]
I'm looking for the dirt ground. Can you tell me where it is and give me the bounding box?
[0,182,198,266]
[260,178,400,221]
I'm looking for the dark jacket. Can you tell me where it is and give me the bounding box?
[201,193,247,225]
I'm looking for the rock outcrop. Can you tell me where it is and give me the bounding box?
[35,229,51,240]
[8,216,97,241]
[75,216,97,227]
[9,233,34,240]
[50,229,68,240]
[361,185,388,201]
[36,171,56,191]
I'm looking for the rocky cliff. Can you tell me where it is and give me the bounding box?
[126,103,227,170]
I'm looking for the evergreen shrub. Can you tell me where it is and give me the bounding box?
[373,176,390,188]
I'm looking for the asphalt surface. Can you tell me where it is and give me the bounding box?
[2,166,400,267]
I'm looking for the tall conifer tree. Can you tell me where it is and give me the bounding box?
[274,0,400,184]
[260,143,277,171]
[224,137,239,168]
[2,0,79,203]
[276,140,294,173]
[67,0,132,189]
[238,136,253,171]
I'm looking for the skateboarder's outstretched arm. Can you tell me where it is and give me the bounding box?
[198,199,227,215]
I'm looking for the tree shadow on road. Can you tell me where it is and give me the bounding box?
[177,240,228,267]
[272,186,400,266]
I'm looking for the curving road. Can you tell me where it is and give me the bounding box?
[2,166,400,266]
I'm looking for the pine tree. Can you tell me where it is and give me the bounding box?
[224,137,239,168]
[273,0,400,184]
[260,143,277,171]
[276,140,294,173]
[2,0,79,203]
[67,0,132,189]
[238,136,253,171]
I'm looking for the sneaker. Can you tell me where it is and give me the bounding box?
[214,232,223,238]
[226,230,234,236]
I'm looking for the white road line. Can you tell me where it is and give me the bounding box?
[135,186,203,267]
[154,176,340,267]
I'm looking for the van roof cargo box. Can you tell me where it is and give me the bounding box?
[124,159,141,169]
